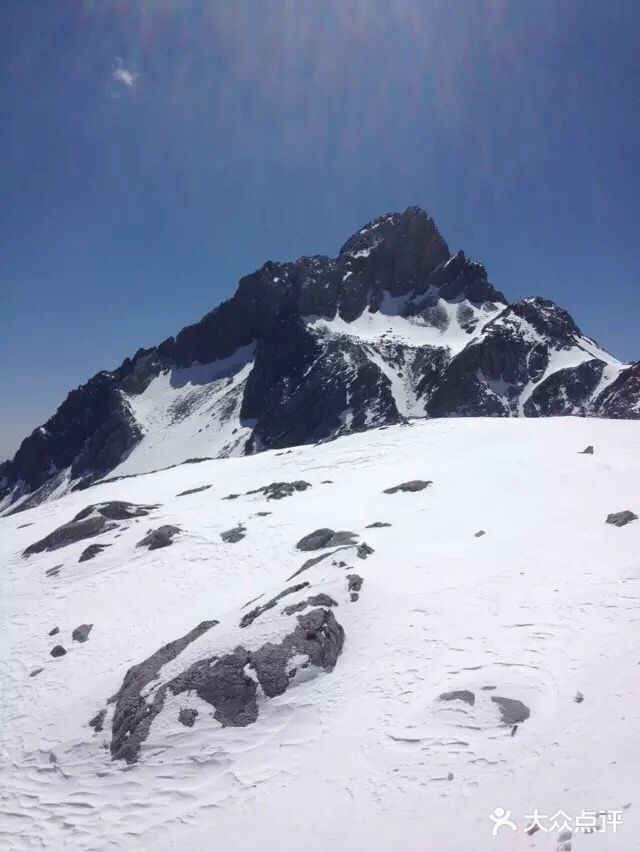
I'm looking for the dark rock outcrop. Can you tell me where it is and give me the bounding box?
[72,623,93,643]
[24,515,115,557]
[24,501,157,556]
[384,480,432,494]
[247,480,311,500]
[137,525,181,550]
[109,619,219,763]
[440,690,475,706]
[491,696,530,725]
[106,607,344,764]
[220,524,246,543]
[606,510,637,527]
[178,708,198,727]
[240,582,309,628]
[79,543,111,562]
[50,645,66,658]
[176,485,212,497]
[296,528,358,551]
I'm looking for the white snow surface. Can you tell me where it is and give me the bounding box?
[113,344,256,477]
[1,418,639,851]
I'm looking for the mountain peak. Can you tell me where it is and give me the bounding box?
[1,209,638,514]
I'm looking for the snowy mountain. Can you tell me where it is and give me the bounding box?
[1,206,639,514]
[2,417,639,851]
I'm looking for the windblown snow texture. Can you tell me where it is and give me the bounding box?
[1,206,638,513]
[2,418,639,851]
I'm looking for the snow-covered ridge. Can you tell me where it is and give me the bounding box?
[2,206,638,515]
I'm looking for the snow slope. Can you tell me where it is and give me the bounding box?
[1,418,639,851]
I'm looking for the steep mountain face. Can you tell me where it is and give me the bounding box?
[1,206,638,512]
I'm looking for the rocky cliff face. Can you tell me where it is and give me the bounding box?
[1,206,638,512]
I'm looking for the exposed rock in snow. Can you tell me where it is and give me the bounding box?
[50,645,66,658]
[48,627,59,636]
[440,690,476,706]
[580,445,594,455]
[176,484,212,497]
[491,696,530,725]
[383,479,432,494]
[295,528,358,551]
[79,542,111,562]
[24,515,116,556]
[178,708,198,727]
[239,582,310,628]
[606,510,638,527]
[220,524,246,543]
[72,624,93,643]
[247,480,312,500]
[137,525,181,550]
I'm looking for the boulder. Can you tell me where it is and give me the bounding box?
[137,525,181,550]
[296,528,358,551]
[72,623,93,643]
[383,480,432,494]
[220,524,246,543]
[50,645,67,658]
[606,510,637,527]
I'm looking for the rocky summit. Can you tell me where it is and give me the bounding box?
[1,206,638,513]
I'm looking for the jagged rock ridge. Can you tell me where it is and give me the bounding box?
[1,206,638,512]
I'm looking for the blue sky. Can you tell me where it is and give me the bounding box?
[1,0,639,458]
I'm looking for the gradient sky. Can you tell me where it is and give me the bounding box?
[2,0,639,459]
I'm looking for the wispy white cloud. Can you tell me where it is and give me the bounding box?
[112,57,138,89]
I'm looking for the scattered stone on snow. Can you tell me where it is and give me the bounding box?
[357,542,374,559]
[178,708,198,727]
[79,543,111,562]
[50,645,67,658]
[24,501,158,557]
[579,445,594,455]
[220,524,246,543]
[283,593,338,616]
[89,709,106,732]
[24,516,116,557]
[366,521,391,528]
[247,481,311,500]
[30,667,44,678]
[383,480,432,494]
[72,623,93,643]
[606,510,637,527]
[137,525,181,550]
[295,528,358,551]
[48,626,59,636]
[287,545,356,581]
[574,691,584,704]
[346,574,364,594]
[491,696,530,724]
[240,582,309,628]
[45,565,62,577]
[74,501,158,522]
[176,484,211,497]
[474,530,486,537]
[439,690,475,706]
